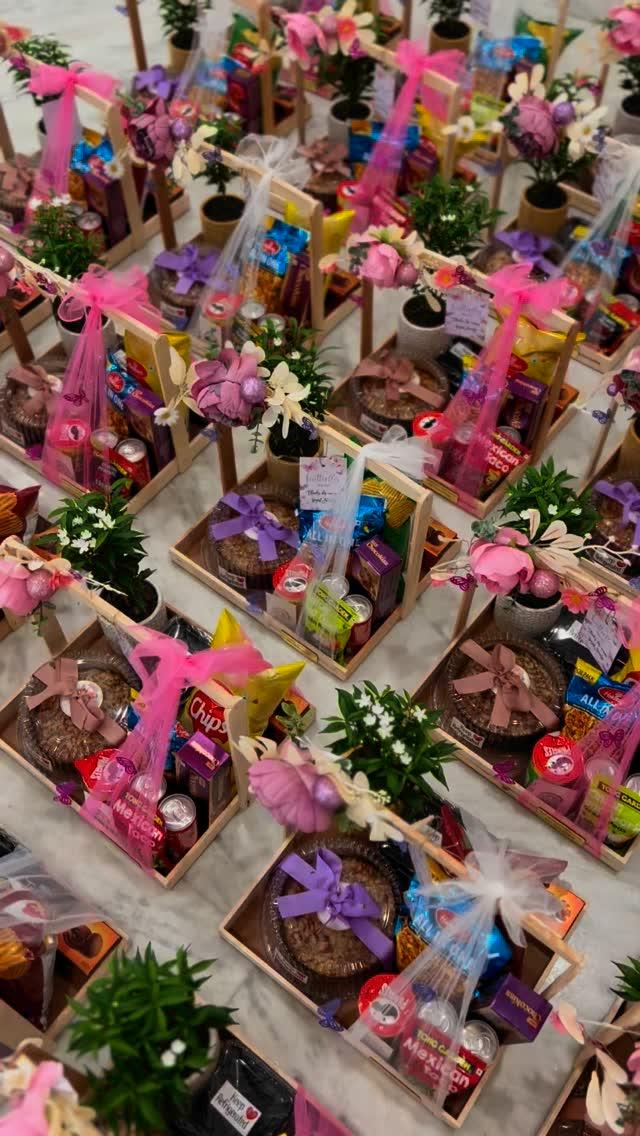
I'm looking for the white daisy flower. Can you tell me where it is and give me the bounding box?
[160,1050,177,1067]
[455,115,476,143]
[154,405,181,427]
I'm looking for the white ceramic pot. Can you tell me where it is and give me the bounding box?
[98,582,167,656]
[614,97,640,138]
[396,297,450,366]
[494,593,563,638]
[327,100,371,146]
[57,315,117,360]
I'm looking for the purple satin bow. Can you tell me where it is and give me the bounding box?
[277,848,394,966]
[595,479,640,547]
[496,231,557,277]
[211,492,298,562]
[133,64,177,102]
[154,243,218,296]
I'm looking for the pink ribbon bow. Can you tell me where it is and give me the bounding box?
[452,640,559,731]
[42,266,162,491]
[26,657,127,745]
[28,62,117,202]
[353,349,445,407]
[353,38,464,232]
[81,628,266,870]
[9,363,59,414]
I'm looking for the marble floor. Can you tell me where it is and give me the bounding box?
[0,4,637,1135]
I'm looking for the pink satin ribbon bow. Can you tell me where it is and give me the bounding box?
[26,658,126,745]
[354,350,444,407]
[9,363,59,414]
[28,61,117,200]
[452,640,559,731]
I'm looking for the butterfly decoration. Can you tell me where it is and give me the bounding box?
[493,760,517,786]
[451,574,475,592]
[64,388,88,407]
[201,425,218,443]
[589,587,616,613]
[461,380,487,407]
[116,755,137,775]
[317,999,344,1032]
[591,409,613,425]
[600,728,625,749]
[54,782,77,805]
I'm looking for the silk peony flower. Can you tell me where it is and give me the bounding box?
[125,97,176,166]
[189,348,267,428]
[608,4,640,54]
[469,528,535,594]
[512,94,558,159]
[0,560,39,616]
[361,241,402,288]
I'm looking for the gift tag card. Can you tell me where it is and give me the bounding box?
[470,0,492,26]
[373,64,396,120]
[444,287,490,343]
[299,455,348,511]
[575,607,623,675]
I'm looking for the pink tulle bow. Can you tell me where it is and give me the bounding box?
[41,266,162,491]
[81,629,265,869]
[352,38,463,232]
[0,1060,63,1136]
[28,62,117,202]
[488,261,568,322]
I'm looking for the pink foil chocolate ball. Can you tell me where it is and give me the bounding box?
[529,568,561,599]
[312,775,343,812]
[394,262,419,287]
[240,376,267,405]
[25,568,54,603]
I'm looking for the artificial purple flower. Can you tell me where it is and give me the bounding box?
[512,95,558,159]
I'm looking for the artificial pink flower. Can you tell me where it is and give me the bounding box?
[274,9,326,69]
[469,529,534,594]
[190,348,266,428]
[249,760,339,832]
[433,265,458,290]
[0,560,39,616]
[360,242,402,288]
[561,588,591,614]
[609,4,640,54]
[628,1043,640,1085]
[512,94,558,159]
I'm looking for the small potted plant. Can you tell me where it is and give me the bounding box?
[159,0,211,73]
[324,49,376,145]
[321,681,455,823]
[252,318,333,491]
[39,482,165,647]
[501,65,607,237]
[197,117,245,248]
[7,34,72,146]
[68,945,234,1136]
[603,2,640,135]
[435,459,599,637]
[609,346,640,476]
[404,175,499,362]
[426,0,472,55]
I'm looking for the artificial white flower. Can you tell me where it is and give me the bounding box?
[160,1050,177,1067]
[520,508,536,520]
[28,196,43,211]
[72,515,84,526]
[57,529,70,548]
[355,691,372,707]
[391,741,406,756]
[262,360,310,438]
[51,193,71,207]
[571,506,582,514]
[290,350,301,359]
[378,724,392,739]
[154,405,181,427]
[71,535,95,554]
[94,509,115,529]
[566,106,607,159]
[413,706,427,721]
[171,1039,187,1055]
[241,340,270,377]
[377,711,393,729]
[272,337,282,346]
[547,504,558,515]
[398,751,411,766]
[364,713,376,726]
[506,63,545,106]
[455,115,476,143]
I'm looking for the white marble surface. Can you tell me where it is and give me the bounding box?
[0,6,637,1135]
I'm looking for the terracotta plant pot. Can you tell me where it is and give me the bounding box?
[98,581,167,656]
[265,431,323,493]
[200,194,245,249]
[428,19,471,54]
[327,99,371,146]
[517,184,568,238]
[396,295,450,366]
[168,30,197,74]
[619,416,640,477]
[494,593,563,638]
[614,95,640,137]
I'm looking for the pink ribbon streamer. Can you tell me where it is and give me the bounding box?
[430,263,567,508]
[41,266,162,491]
[352,39,464,232]
[81,629,265,871]
[27,62,116,204]
[26,658,126,745]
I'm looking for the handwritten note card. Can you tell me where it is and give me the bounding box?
[575,608,622,675]
[300,455,348,511]
[444,287,490,343]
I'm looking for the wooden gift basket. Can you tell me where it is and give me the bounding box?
[0,537,250,889]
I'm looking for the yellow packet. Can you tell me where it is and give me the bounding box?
[613,649,640,683]
[210,609,305,735]
[124,329,191,398]
[283,203,354,257]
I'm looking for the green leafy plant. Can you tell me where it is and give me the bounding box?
[409,175,500,259]
[68,945,234,1136]
[39,481,155,619]
[159,0,211,49]
[253,318,333,459]
[22,201,102,280]
[8,36,71,105]
[273,699,308,741]
[499,459,599,540]
[426,0,470,32]
[320,52,375,117]
[198,116,243,196]
[322,681,455,823]
[613,957,640,1003]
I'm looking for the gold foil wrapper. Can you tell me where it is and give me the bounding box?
[362,478,413,529]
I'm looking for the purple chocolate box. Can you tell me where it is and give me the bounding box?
[349,537,402,622]
[478,972,551,1044]
[175,730,233,824]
